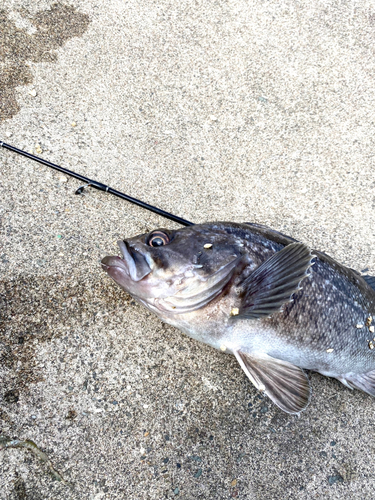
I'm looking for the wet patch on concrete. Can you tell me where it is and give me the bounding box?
[0,4,90,121]
[0,275,129,393]
[11,476,27,500]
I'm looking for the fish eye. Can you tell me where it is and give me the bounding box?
[147,231,170,247]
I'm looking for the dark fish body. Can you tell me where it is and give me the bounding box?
[102,222,375,414]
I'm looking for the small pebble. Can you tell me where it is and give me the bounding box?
[35,144,43,154]
[356,324,364,329]
[328,474,343,485]
[194,468,202,478]
[144,431,149,437]
[28,89,37,97]
[58,175,68,183]
[220,345,227,352]
[369,326,375,333]
[204,243,212,249]
[366,316,373,327]
[210,115,218,121]
[174,488,180,495]
[230,308,239,317]
[71,121,77,127]
[326,348,334,353]
[231,479,237,487]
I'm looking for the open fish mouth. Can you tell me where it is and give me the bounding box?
[101,240,151,282]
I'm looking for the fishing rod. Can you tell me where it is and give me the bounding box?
[0,141,193,227]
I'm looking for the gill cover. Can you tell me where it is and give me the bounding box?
[154,255,243,314]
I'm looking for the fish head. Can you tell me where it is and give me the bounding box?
[101,224,244,314]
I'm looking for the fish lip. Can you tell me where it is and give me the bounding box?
[101,241,151,282]
[117,240,129,261]
[100,241,134,278]
[117,240,140,280]
[101,255,129,274]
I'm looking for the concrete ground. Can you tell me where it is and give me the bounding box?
[1,1,375,498]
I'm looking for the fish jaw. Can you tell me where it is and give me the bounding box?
[101,255,131,286]
[101,240,152,296]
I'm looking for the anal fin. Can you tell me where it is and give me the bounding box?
[234,350,311,414]
[342,370,375,397]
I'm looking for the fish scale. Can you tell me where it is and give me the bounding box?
[102,221,375,414]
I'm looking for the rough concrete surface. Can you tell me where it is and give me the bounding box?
[1,0,375,498]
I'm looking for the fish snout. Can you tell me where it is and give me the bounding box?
[101,255,127,272]
[101,241,151,283]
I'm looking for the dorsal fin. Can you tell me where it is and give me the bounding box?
[362,275,375,292]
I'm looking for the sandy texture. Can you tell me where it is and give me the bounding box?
[1,1,375,498]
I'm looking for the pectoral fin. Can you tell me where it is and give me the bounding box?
[234,350,311,414]
[236,242,313,320]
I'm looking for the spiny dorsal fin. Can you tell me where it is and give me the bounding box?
[234,350,311,414]
[235,242,313,320]
[362,275,375,292]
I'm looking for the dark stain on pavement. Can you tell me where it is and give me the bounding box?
[11,475,27,500]
[0,275,129,393]
[0,3,90,121]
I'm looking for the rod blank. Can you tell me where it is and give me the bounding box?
[0,141,193,227]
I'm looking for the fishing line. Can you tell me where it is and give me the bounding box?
[0,141,194,227]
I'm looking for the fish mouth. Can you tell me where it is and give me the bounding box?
[101,240,151,282]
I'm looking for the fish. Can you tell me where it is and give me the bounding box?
[101,222,375,414]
